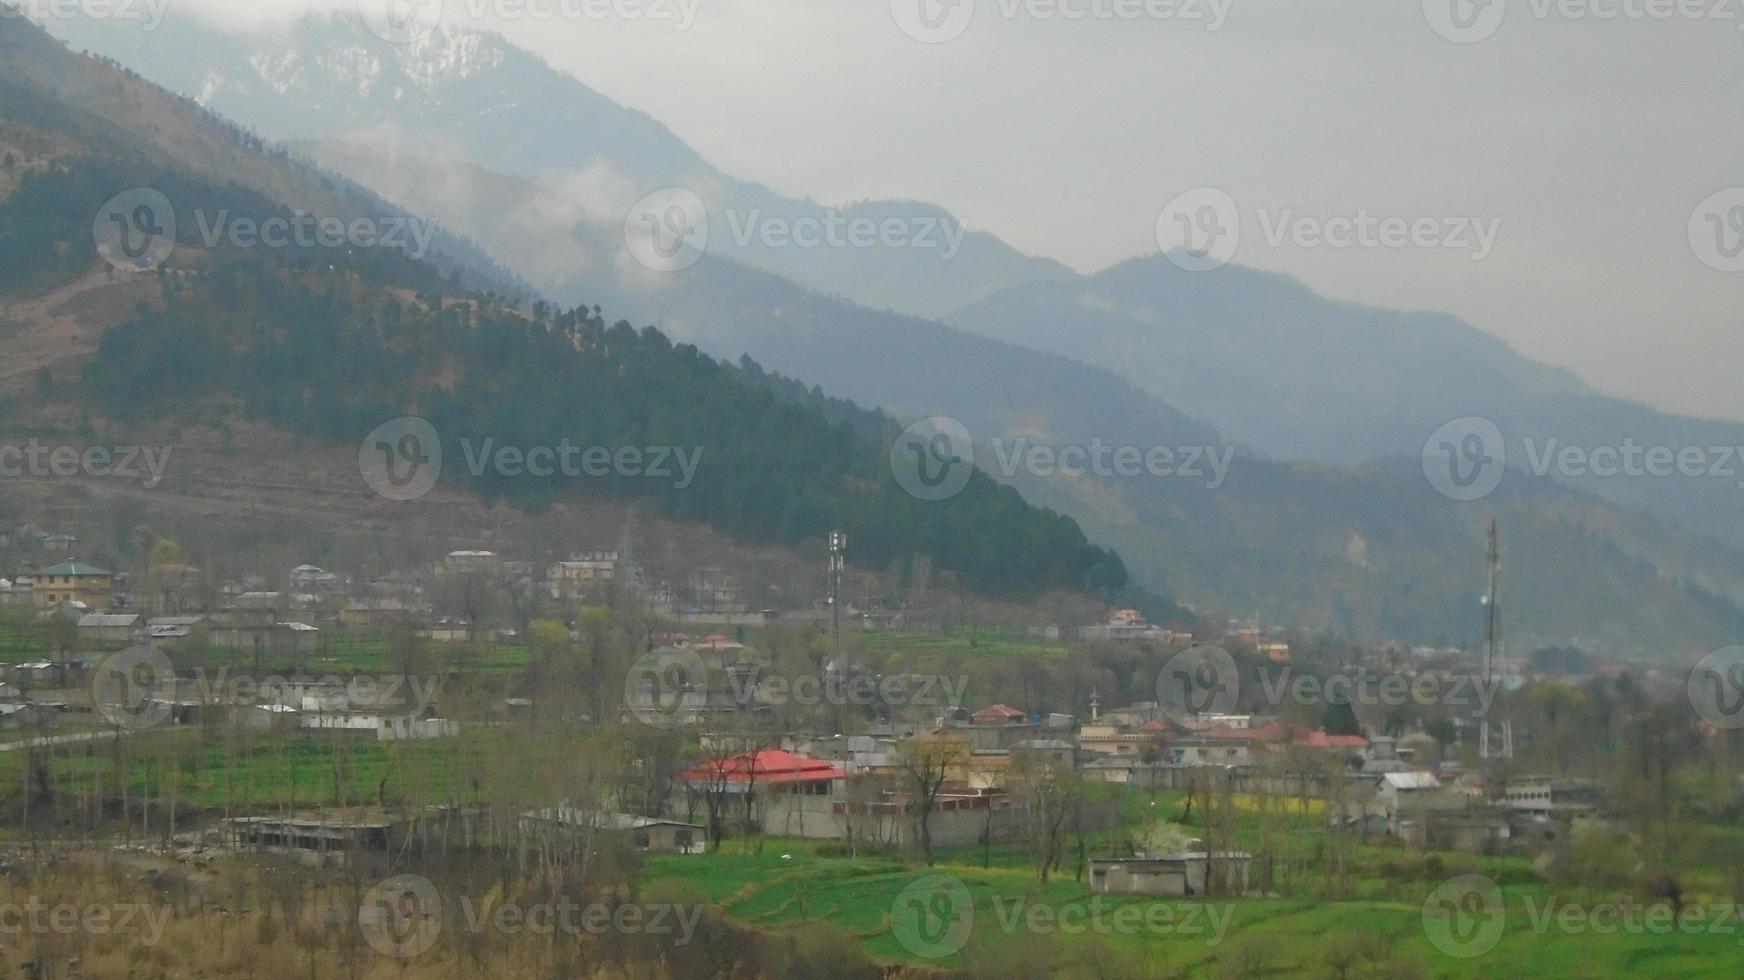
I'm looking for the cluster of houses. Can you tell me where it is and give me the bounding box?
[3,540,771,653]
[1079,609,1294,663]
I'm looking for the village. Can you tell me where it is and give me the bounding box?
[0,520,1647,918]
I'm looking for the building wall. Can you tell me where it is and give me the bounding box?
[31,575,112,608]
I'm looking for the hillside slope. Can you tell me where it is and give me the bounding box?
[0,15,1127,604]
[950,258,1744,550]
[291,135,1744,654]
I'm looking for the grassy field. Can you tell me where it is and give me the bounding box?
[849,628,1070,666]
[642,844,1744,978]
[172,636,536,676]
[0,727,536,810]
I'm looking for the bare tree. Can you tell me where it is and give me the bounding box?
[897,733,968,866]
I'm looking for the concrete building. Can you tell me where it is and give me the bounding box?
[520,806,705,854]
[78,612,141,646]
[22,560,113,608]
[1088,852,1252,897]
[225,811,397,867]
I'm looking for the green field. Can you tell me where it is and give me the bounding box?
[0,727,531,810]
[848,628,1071,665]
[642,844,1744,978]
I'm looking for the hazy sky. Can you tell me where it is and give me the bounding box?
[106,0,1744,422]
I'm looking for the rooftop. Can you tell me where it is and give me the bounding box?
[36,560,112,577]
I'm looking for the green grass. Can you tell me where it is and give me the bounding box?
[173,636,534,675]
[643,845,1744,977]
[639,788,1743,977]
[0,727,531,810]
[850,628,1069,665]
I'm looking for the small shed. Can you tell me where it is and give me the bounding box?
[1088,852,1251,897]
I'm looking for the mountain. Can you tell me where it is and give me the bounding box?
[286,133,1744,654]
[0,13,1127,603]
[949,257,1744,550]
[46,11,1072,320]
[55,12,1744,558]
[40,10,1744,654]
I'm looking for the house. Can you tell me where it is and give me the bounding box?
[23,560,114,608]
[789,734,899,772]
[1080,609,1172,643]
[1010,738,1077,769]
[422,620,473,643]
[225,810,397,867]
[338,600,412,630]
[12,662,66,689]
[1077,721,1166,758]
[378,716,459,741]
[441,551,500,575]
[0,578,30,606]
[40,533,77,554]
[0,702,44,731]
[289,565,342,591]
[1408,807,1514,853]
[678,749,847,837]
[210,621,319,655]
[695,634,746,660]
[1083,757,1136,784]
[1098,702,1168,729]
[1500,777,1608,817]
[1369,770,1470,838]
[1164,736,1253,767]
[146,615,206,640]
[546,553,618,596]
[1088,852,1251,897]
[239,703,301,731]
[520,806,704,854]
[971,704,1025,726]
[947,711,1077,752]
[1377,770,1445,808]
[78,612,142,646]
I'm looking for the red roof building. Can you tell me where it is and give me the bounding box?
[678,750,845,786]
[972,704,1026,725]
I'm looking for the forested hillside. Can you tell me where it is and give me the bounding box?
[0,153,1125,599]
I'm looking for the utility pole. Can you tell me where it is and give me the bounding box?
[828,531,846,732]
[1480,518,1512,760]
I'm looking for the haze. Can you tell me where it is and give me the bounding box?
[109,0,1744,423]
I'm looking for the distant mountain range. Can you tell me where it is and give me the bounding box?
[37,11,1744,653]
